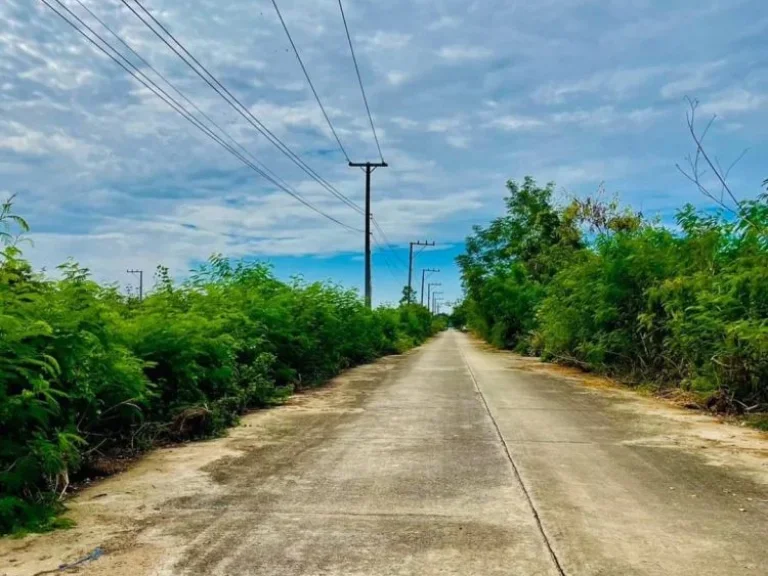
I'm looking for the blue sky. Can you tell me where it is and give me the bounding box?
[1,0,767,307]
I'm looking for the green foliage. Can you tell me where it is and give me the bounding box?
[456,177,582,348]
[0,201,439,535]
[431,314,449,333]
[448,300,468,330]
[458,176,768,406]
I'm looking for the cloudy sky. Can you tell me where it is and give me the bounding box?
[1,0,767,305]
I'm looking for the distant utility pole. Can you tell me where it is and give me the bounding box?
[127,269,143,301]
[432,291,444,315]
[349,160,388,308]
[427,282,441,313]
[421,268,440,306]
[407,240,435,303]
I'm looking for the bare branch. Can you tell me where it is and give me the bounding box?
[724,148,749,181]
[684,98,741,209]
[678,97,765,232]
[675,163,739,217]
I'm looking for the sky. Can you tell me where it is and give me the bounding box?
[1,0,767,307]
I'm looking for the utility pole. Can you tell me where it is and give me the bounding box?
[432,291,443,315]
[407,240,435,303]
[421,268,440,306]
[349,160,388,308]
[127,269,143,301]
[427,282,441,313]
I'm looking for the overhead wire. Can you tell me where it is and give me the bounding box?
[270,0,351,164]
[121,0,364,216]
[39,0,361,232]
[70,0,301,206]
[371,217,408,268]
[371,234,402,281]
[270,0,402,265]
[336,0,384,163]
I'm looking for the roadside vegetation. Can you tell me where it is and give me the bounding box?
[0,199,440,535]
[456,173,768,415]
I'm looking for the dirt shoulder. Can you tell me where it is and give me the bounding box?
[0,354,404,576]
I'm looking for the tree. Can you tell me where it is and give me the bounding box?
[456,177,582,348]
[399,285,416,306]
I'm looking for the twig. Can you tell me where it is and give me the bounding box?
[1,458,20,475]
[99,398,142,417]
[82,438,108,457]
[678,97,761,231]
[31,548,104,576]
[551,353,590,368]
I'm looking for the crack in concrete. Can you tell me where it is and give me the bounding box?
[458,344,568,576]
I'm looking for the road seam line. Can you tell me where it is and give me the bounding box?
[458,338,568,576]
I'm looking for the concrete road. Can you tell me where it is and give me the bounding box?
[4,329,767,575]
[157,329,768,575]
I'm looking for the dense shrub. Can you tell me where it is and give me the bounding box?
[0,201,439,534]
[457,176,768,406]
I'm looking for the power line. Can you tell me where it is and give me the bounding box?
[371,234,402,281]
[272,0,406,294]
[371,228,405,271]
[337,0,384,163]
[48,0,356,231]
[39,0,361,232]
[121,0,364,216]
[371,218,407,268]
[270,0,351,164]
[70,0,302,209]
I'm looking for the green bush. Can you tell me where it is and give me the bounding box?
[0,200,440,534]
[457,177,768,406]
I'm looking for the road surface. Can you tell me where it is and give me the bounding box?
[2,330,767,575]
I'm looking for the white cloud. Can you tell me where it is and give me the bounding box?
[446,135,470,149]
[248,100,342,138]
[533,66,668,104]
[386,71,408,86]
[0,120,98,158]
[552,106,664,128]
[486,115,545,131]
[536,158,638,188]
[426,116,466,133]
[552,108,612,126]
[358,31,411,50]
[626,107,663,124]
[436,45,493,62]
[699,89,767,115]
[18,64,95,91]
[660,61,725,99]
[427,16,460,31]
[485,106,664,133]
[369,189,485,233]
[390,116,419,129]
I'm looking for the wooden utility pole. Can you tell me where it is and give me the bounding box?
[349,161,387,308]
[408,240,434,303]
[427,282,441,313]
[432,291,443,315]
[421,268,440,306]
[127,269,143,301]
